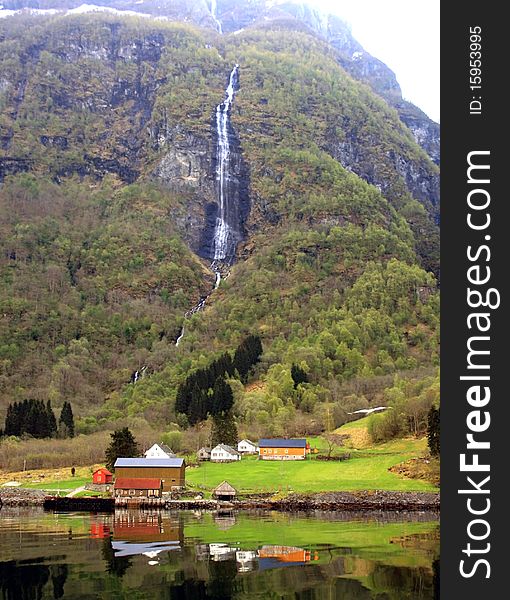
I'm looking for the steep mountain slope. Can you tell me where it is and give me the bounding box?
[1,0,440,165]
[0,11,439,433]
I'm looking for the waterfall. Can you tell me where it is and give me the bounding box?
[212,64,239,262]
[210,0,222,34]
[175,65,242,348]
[175,327,185,347]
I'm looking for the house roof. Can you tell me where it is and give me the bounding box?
[93,468,112,475]
[212,444,240,455]
[239,439,257,446]
[213,480,237,494]
[114,477,162,490]
[114,458,184,468]
[198,447,211,453]
[258,438,307,448]
[159,443,175,455]
[144,443,175,456]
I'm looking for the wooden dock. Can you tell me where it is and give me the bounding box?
[44,496,115,512]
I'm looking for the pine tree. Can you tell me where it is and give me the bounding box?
[427,406,440,457]
[211,378,234,415]
[211,409,238,448]
[46,400,57,438]
[59,402,75,438]
[175,383,190,415]
[291,364,308,388]
[105,427,139,471]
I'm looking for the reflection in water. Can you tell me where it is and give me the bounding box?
[0,562,68,600]
[0,509,440,599]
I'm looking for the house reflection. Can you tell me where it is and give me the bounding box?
[257,545,319,570]
[209,543,236,561]
[90,522,111,539]
[197,543,318,573]
[111,511,183,564]
[236,550,257,572]
[213,511,236,530]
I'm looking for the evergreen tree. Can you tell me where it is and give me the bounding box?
[427,406,440,457]
[291,364,308,388]
[211,410,238,448]
[211,378,234,415]
[46,400,57,438]
[59,402,75,438]
[175,383,190,416]
[105,427,139,471]
[188,384,207,425]
[4,403,16,436]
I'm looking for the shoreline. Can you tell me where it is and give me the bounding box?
[1,489,439,511]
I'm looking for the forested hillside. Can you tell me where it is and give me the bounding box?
[0,5,439,440]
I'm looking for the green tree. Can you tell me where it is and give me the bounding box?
[59,401,75,438]
[105,427,139,471]
[46,400,57,438]
[211,378,234,415]
[291,364,308,388]
[211,410,238,448]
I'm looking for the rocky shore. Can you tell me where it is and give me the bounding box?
[2,488,439,511]
[0,488,47,507]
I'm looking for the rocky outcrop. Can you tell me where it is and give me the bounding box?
[153,128,216,255]
[0,157,32,182]
[0,487,47,506]
[325,130,440,222]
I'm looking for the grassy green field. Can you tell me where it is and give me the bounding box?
[24,476,89,491]
[187,435,437,493]
[14,417,437,494]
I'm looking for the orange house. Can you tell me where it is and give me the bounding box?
[258,439,309,460]
[92,468,113,485]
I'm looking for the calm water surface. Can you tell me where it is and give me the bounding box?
[0,508,439,599]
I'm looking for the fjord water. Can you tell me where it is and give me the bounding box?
[0,509,438,599]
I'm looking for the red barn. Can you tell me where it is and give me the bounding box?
[93,468,113,485]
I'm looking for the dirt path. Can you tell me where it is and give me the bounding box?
[66,485,86,498]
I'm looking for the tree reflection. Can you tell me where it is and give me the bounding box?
[101,536,132,578]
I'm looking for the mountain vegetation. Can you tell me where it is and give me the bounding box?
[0,4,440,454]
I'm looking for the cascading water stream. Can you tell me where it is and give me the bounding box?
[210,0,223,34]
[175,65,239,347]
[212,64,239,262]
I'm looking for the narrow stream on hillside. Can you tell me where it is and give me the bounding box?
[175,65,240,347]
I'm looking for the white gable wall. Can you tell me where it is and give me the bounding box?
[145,444,171,459]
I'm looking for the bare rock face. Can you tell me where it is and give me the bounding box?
[154,130,214,193]
[153,128,215,254]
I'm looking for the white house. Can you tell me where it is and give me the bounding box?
[237,439,258,454]
[210,444,241,462]
[144,443,176,459]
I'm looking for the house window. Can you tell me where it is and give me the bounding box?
[285,449,289,454]
[139,490,144,496]
[263,449,267,454]
[129,489,135,496]
[172,479,176,483]
[268,449,272,454]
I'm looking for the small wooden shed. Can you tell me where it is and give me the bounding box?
[113,477,163,498]
[93,468,113,485]
[213,480,237,501]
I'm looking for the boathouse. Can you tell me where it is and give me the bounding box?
[113,477,163,498]
[213,480,237,501]
[114,457,185,491]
